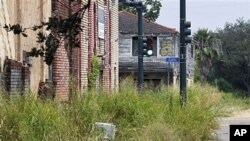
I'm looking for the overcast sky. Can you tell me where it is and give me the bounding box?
[156,0,250,33]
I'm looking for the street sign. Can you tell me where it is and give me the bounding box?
[165,57,179,62]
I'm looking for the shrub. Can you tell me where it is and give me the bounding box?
[214,78,233,92]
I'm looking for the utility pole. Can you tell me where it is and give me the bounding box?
[137,2,144,91]
[180,0,187,106]
[180,0,191,105]
[120,0,144,91]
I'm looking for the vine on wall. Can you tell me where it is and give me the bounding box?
[88,56,100,90]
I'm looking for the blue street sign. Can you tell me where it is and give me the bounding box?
[165,57,179,62]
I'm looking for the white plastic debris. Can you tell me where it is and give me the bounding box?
[95,122,116,140]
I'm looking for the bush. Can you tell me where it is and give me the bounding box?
[214,78,233,92]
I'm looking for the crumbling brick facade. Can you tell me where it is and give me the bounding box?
[51,0,119,100]
[51,0,70,101]
[0,0,119,100]
[85,0,119,92]
[52,44,70,101]
[2,57,30,96]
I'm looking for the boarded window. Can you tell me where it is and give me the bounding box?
[98,7,105,39]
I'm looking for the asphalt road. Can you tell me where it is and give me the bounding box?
[216,109,250,141]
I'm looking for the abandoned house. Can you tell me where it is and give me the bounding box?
[0,0,119,100]
[119,11,195,86]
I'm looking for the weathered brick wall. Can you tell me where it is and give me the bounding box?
[102,0,119,91]
[52,44,70,101]
[94,0,105,90]
[110,1,119,91]
[3,59,22,95]
[88,0,94,76]
[86,0,119,92]
[2,58,30,96]
[52,0,70,101]
[80,0,89,91]
[81,0,108,91]
[52,0,119,94]
[102,0,111,92]
[71,47,80,88]
[22,66,30,94]
[70,0,82,90]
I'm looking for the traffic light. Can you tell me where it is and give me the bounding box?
[184,21,192,44]
[142,37,153,57]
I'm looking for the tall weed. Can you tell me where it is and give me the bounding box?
[0,78,226,141]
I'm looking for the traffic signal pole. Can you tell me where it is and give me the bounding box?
[120,0,145,91]
[180,0,187,105]
[137,3,144,91]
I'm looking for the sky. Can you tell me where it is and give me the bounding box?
[156,0,250,33]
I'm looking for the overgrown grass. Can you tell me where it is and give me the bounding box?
[218,91,250,116]
[0,78,241,141]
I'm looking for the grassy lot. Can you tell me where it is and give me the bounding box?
[0,78,249,141]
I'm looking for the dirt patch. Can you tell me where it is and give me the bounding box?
[231,108,250,118]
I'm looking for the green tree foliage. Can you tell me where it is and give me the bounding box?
[119,0,162,21]
[3,0,90,65]
[217,19,250,96]
[193,29,222,85]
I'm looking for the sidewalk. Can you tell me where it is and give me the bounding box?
[216,109,250,141]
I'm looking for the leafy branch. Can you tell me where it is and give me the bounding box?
[119,0,162,21]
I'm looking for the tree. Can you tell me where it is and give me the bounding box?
[193,29,222,85]
[3,0,90,65]
[119,0,162,21]
[218,19,250,96]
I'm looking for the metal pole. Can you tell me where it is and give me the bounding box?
[137,3,144,91]
[180,0,187,105]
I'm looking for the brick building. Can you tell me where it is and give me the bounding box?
[52,0,119,100]
[0,0,119,100]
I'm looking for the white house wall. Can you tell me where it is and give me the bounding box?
[119,33,195,86]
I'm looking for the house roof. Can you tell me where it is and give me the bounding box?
[119,11,177,35]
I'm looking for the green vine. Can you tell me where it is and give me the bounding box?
[88,56,100,90]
